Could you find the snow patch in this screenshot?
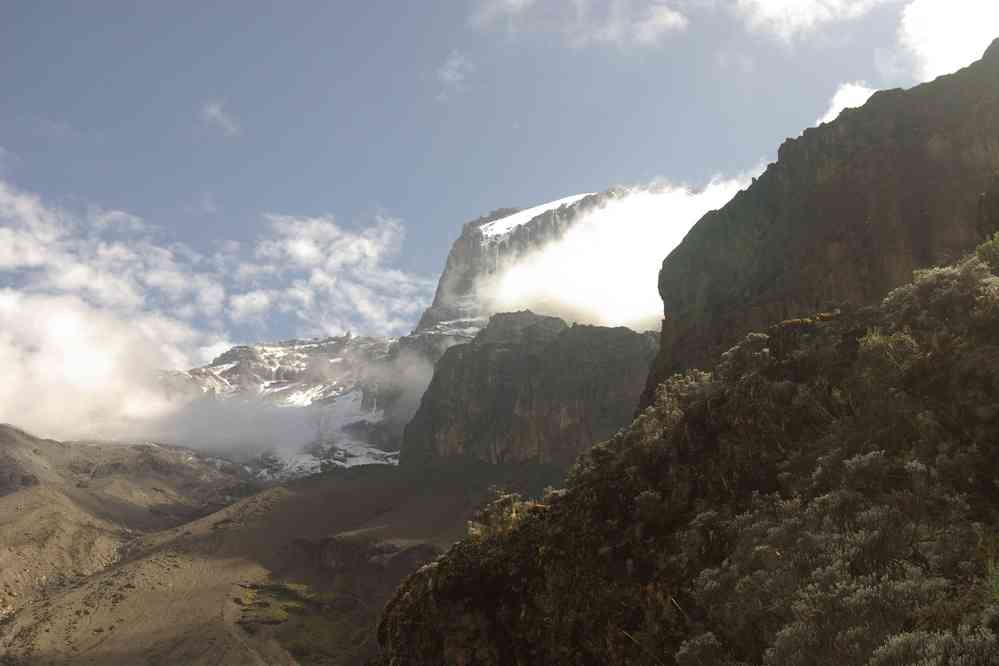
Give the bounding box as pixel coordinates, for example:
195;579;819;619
479;194;593;238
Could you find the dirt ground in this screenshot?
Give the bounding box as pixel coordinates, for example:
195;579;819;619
0;424;559;665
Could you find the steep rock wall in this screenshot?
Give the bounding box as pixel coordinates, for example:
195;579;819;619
401;311;658;469
642;39;999;405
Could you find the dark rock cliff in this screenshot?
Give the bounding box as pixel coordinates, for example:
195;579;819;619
642;38;999;407
374;235;999;665
401;311;658;469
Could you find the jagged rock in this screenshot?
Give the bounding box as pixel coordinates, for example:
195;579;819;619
401;311;658;469
642;39;999;407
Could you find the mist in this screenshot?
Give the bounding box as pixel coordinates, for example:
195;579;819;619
0;290;296;454
144;398;318;459
476;174;755;332
0;288;434;459
0;290;182;441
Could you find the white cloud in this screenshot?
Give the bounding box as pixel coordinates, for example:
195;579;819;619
471;0;689;48
201;100;240;136
436;50;475;100
732;0;896;41
229;289;274;321
235;213;435;335
892;0;999;82
728;0;996;83
817;81;877;124
0;179;227;331
0;290;182;440
0;176;433;340
477;169;758;331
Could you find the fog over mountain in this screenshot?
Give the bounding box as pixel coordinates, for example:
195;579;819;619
2;4;999;666
475;175;755;332
0;172;753;458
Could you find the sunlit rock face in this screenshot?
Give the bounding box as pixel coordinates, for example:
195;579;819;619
643;39;999;407
401;311;658;469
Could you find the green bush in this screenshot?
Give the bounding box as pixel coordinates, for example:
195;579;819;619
976;231;999;273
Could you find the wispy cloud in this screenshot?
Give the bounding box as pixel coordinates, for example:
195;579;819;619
89;208;149;232
436;50;475;100
0;177;434;345
201;100;240;136
817;81;877;124
731;0;897;42
471;0;689;49
239;212;436;334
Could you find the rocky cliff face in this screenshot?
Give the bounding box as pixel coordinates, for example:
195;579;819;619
643;39;999;406
401;311;658;469
375;235;999;666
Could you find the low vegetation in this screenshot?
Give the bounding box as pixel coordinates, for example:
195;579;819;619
376;237;999;665
238;579;378;665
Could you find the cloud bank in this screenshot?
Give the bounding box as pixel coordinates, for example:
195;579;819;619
892;0;999;82
0;178;434;444
477;171;756;332
733;0;896;42
0;291;179;441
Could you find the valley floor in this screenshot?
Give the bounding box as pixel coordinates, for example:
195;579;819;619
0;426;558;666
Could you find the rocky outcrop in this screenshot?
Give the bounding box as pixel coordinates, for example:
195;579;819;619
374;237;999;665
642;38;999;406
401;311;658;469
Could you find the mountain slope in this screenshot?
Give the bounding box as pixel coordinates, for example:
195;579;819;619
0;425;561;666
643;38;999;406
0;425;262;633
374;236;999;665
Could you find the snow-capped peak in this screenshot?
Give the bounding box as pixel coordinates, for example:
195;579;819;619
478;193;594;238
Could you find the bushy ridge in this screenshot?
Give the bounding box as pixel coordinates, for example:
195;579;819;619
374;237;999;665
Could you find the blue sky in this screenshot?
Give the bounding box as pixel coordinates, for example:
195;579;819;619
1;1;997;360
